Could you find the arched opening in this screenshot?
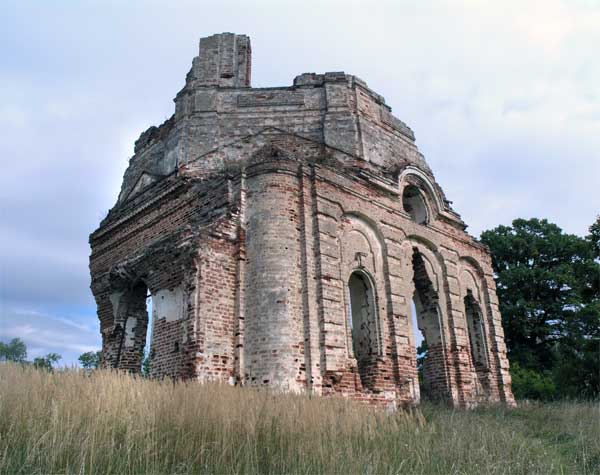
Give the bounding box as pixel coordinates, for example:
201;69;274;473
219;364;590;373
114;281;150;374
347;271;378;389
411;249;448;401
403;185;428;224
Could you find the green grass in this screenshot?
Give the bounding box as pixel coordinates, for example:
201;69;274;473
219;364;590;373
0;363;598;474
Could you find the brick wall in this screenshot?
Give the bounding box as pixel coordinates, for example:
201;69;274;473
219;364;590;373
89;33;514;408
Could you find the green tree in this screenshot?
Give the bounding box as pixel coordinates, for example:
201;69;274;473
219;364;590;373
78;351;101;370
415;340;428;396
0;338;27;363
481;218;600;399
33;353;62;372
509;362;556;400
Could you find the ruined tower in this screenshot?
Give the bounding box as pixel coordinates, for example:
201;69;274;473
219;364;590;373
89;33;514;407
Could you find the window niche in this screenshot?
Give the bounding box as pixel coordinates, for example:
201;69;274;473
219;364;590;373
464;290;488;369
347;270;379;389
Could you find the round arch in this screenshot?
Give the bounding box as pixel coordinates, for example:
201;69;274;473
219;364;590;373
398;167;444;218
402;238;453;401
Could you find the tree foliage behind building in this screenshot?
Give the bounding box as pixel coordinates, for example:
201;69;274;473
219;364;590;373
481;217;600;400
78;351;101;370
0;338;63;372
0;338;27;363
33;353;62;372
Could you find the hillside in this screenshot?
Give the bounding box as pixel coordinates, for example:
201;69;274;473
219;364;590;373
0;364;598;474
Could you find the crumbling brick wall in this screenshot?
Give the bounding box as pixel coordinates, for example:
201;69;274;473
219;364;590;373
89;32;514;408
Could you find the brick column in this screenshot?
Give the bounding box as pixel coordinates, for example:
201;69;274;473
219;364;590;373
243;161;304;391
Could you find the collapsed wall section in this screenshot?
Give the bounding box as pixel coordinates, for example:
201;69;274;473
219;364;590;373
89;175;238;379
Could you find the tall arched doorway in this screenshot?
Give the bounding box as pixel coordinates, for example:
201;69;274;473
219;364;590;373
411;249;449;401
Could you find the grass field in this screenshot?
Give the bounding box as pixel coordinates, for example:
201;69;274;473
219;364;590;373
0;364;598;474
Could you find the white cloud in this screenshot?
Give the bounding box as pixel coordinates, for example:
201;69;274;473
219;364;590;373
0;308;100;365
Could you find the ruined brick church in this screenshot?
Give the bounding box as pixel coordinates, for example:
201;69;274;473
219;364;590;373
90;33;514;407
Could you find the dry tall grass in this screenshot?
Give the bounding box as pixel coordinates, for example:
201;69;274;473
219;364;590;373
0;363;598;474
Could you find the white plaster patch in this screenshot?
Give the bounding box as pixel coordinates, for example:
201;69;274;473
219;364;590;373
153;287;185;322
124;317;137;347
109;291;123;319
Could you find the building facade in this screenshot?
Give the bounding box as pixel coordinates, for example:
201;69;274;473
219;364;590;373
89;33;514;407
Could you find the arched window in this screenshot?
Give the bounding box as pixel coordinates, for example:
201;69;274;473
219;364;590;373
402;185;428;224
347;271;379;387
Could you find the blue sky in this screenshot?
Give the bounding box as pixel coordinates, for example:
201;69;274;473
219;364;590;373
1;0;598;366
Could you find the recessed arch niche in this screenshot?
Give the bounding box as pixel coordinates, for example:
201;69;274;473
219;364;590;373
459;258;492;397
347;269;379;388
338;213;387;390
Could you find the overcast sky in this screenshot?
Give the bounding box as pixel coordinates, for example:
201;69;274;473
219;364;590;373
1;0;598;366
